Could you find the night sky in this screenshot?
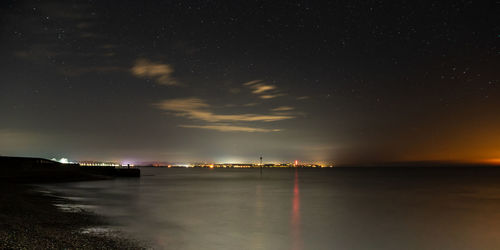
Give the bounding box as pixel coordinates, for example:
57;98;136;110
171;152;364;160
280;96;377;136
1;1;499;165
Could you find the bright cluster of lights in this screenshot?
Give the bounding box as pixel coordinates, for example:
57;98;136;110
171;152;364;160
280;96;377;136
218;165;253;168
80;162;119;167
79;162;135;167
162;164;191;168
51;158;72;164
162;163;334;168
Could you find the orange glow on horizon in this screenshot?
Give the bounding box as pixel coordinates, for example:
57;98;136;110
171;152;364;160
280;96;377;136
481;158;500;165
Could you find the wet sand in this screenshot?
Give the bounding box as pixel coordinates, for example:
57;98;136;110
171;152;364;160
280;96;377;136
0;183;144;249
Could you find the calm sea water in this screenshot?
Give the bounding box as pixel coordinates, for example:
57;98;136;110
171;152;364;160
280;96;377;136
40;167;500;250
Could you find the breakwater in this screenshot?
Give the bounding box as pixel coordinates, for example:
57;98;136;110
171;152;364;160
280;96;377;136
0;156;140;183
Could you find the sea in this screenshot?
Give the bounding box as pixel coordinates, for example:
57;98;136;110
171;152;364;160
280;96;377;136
39;167;500;250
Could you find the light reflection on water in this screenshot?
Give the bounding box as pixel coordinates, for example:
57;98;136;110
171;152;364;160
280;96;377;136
40;168;500;250
291;169;302;250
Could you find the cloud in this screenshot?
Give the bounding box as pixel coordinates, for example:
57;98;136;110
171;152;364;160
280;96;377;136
271;106;294;112
243;102;259;107
179;124;281;133
156;97;294;122
243;80;285;99
156;97;208;111
252;84;276;94
260;94;285;99
243;80;261;86
131;58;179;86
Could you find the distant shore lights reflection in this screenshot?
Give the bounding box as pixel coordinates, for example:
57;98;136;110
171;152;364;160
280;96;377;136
291;169;303;250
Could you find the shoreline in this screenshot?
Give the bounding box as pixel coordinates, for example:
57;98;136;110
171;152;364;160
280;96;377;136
0;182;145;249
0;156;144;248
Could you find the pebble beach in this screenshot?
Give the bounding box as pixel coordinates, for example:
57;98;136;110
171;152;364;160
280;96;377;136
0;183;145;249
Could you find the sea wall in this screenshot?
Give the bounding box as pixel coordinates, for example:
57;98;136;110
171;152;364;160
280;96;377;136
0;156;139;183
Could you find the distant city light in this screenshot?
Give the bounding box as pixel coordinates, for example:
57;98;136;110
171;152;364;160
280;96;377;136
52;157;70;164
78;161;126;167
75;160;333;168
160;162;330;168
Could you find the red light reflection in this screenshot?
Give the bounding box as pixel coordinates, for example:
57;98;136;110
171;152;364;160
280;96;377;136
291;168;303;250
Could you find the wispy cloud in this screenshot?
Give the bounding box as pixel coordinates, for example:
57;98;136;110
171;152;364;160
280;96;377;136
251;84;276;94
260;94;285;99
243;80;261;86
271;106;295;112
131;58;179;86
243;102;259;107
179;124;281;133
156;98;294;122
243;80;285;99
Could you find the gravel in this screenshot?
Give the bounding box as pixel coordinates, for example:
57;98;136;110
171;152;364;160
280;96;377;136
0;183;147;249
